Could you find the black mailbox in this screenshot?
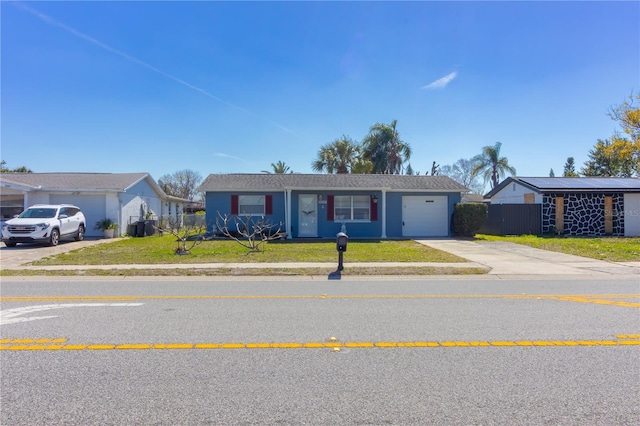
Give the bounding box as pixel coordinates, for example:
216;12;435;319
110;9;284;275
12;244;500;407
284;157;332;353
336;232;348;252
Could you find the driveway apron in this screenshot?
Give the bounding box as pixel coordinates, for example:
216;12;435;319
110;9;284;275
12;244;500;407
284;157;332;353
416;239;640;276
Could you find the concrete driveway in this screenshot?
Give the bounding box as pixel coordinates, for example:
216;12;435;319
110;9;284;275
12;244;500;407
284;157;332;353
417;239;640;276
0;238;119;269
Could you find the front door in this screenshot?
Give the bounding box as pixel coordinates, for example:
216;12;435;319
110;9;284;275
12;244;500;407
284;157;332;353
298;194;318;237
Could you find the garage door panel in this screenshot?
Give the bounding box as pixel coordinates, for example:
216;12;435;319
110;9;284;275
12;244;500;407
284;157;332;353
624;194;640;237
49;195;106;237
402;196;448;237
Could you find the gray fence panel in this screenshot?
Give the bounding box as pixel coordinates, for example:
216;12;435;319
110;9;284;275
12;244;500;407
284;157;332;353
480;204;542;235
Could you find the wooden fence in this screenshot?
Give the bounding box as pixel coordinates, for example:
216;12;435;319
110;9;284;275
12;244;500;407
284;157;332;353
479;204;542;235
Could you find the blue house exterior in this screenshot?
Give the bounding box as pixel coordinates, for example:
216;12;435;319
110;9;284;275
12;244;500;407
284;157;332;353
199;174;468;239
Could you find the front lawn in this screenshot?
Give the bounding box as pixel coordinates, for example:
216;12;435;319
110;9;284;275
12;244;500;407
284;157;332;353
31;236;467;265
475;234;640;262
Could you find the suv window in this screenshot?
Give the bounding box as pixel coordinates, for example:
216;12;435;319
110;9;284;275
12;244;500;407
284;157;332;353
18;208;57;219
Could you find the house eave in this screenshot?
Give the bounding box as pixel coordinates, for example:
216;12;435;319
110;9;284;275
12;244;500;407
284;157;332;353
538;188;640;193
205;187;464;193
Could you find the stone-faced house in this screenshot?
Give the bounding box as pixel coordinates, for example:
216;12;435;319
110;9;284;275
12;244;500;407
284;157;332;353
0;172;188;237
485;177;640;237
199;174;469;239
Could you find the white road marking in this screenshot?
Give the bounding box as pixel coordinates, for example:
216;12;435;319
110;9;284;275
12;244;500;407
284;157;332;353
0;303;144;325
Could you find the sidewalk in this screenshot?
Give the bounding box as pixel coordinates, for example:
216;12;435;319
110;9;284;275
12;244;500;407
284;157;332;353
6;261;486;272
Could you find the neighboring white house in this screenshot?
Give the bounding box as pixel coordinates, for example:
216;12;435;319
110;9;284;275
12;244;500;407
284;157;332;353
0;172;189;237
485;177;640;237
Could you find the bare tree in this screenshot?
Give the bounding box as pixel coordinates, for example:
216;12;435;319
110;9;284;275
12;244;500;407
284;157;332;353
155;215;207;255
440;158;484;194
158;169;203;201
215;213;286;252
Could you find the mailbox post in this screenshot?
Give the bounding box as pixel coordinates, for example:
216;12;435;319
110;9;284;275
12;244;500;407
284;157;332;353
336;232;348;271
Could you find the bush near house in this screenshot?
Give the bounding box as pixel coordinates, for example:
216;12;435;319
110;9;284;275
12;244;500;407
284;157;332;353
453;203;488;237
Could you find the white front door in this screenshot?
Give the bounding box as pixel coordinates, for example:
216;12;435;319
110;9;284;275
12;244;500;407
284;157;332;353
298;194;318;237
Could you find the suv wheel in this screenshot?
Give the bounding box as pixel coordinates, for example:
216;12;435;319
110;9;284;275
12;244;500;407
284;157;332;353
75;225;85;241
4;242;17;247
49;228;60;246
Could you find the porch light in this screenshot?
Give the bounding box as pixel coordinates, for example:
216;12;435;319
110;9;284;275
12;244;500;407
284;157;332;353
372;195;378;203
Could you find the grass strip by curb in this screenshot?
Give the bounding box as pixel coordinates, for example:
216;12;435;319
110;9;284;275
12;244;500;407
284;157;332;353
0;266;490;277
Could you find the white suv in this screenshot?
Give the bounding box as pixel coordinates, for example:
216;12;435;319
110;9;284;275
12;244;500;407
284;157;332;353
1;204;86;247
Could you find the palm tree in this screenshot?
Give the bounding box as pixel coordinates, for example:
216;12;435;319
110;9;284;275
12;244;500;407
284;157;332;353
361;119;412;174
471;142;516;189
311;136;360;174
262;161;292;174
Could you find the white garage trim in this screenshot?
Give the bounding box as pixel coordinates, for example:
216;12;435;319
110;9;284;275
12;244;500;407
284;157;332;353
623;194;640;237
402;195;448;237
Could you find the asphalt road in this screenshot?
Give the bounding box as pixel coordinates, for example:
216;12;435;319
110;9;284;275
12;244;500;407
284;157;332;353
1;277;639;425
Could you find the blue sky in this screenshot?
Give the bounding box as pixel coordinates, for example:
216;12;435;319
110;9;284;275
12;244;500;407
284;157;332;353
2;1;639;186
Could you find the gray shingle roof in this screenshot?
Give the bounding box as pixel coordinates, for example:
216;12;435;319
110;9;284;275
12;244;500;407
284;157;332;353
485;177;640;197
518;177;640;190
199;174;469;192
0;172;149;191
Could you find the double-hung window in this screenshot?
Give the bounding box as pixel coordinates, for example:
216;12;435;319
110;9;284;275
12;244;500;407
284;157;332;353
238;195;265;216
231;195;273;216
334;195;370;221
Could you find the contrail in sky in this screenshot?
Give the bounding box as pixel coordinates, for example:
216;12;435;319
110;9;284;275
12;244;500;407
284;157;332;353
421;71;458;90
213;152;250;163
12;2;297;137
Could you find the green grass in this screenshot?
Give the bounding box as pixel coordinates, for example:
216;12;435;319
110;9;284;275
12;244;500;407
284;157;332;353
31;235;467;266
0;266;489;277
475;234;640;262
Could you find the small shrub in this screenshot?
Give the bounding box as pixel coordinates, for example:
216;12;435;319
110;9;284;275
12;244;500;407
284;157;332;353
453;203;488;237
95;218;117;231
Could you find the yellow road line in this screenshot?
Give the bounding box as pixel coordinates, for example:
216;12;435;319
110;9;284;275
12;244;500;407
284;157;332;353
0;338;67;344
547;296;640;308
2;339;638;351
617;334;640;339
2;294;639;303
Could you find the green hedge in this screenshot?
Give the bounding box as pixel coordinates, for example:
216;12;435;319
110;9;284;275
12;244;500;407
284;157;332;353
453;203;488;237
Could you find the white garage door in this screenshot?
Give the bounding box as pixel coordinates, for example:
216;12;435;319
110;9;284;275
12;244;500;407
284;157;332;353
402;195;449;237
50;195;107;237
624;194;640;237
